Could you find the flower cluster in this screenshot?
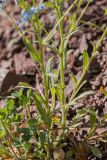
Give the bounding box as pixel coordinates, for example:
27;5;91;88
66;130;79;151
20;3;46;23
0;1;46;27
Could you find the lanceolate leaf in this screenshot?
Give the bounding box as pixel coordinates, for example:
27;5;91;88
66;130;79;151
71;73;77;89
83;50;90;71
89;145;102;158
46;56;55;74
54;84;62;102
70;109;87;126
90;108;96;130
23;38;40;63
68;90;93;106
32;93;46;117
84;109;100;122
85;108;100;138
32;93;50;125
34;92;46;105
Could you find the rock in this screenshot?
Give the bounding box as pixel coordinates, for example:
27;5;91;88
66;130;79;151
13;53;36;75
53;147;65;160
0;71;31;96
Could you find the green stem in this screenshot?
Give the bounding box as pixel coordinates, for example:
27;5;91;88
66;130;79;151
57;6;65;103
2;121;14;140
76;0;91;25
71;27;107;100
33;17;51;159
56;3;66;127
43;0;78;44
26;104;31;119
45;143;51;160
95;27;107;51
75;0;84;18
33;18;49;114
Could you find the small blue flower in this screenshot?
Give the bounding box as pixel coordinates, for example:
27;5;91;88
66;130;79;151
20;3;46;24
21;10;31;22
38;3;46;11
29;7;38;15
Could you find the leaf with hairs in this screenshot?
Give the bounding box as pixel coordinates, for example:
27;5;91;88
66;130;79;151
69;91;93;106
70;109;87;126
83;50;90;71
32;93;50;126
23;38;40;63
71;73;77;89
89;145;102;158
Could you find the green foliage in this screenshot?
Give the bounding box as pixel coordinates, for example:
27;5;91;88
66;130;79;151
0;0;107;159
89;145;102;158
23;38;40;63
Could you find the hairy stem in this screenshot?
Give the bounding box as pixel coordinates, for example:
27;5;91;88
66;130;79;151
56;2;66;127
43;0;78;44
35;19;50;114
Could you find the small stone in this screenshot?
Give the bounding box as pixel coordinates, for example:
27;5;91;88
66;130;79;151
53;147;65;160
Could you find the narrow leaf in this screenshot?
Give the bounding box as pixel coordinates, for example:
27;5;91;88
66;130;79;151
89;145;102;158
23;38;40;63
68;90;93;106
70;109;87;126
71;73;77;88
32;93;50;125
90;108;96;130
83;50;89;70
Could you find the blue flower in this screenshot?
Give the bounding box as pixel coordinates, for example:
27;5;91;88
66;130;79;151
38;3;46;11
21;10;31;22
29;7;38;15
20;3;46;24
